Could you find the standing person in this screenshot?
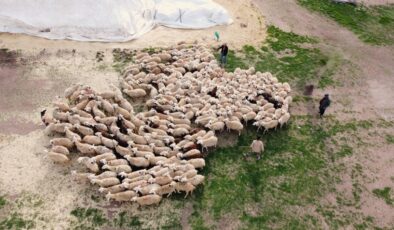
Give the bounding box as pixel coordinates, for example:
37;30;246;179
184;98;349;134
244;136;264;160
319;94;331;117
217;43;228;68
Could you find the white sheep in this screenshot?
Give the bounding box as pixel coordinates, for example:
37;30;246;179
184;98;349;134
135;183;161;195
168;128;189;137
101;159;129;166
175;182;195;198
156;181;177;197
125;155;150;168
50;138;74;149
132;194;162;206
97;133;118;149
189;175;205;186
89;171;117;180
113;104;131;120
127;131;148;145
98;184;125;194
114;144;133;157
91;152;117;163
121;180;148;190
77;157;100;173
148;175;172;185
82;135;102;145
71;170;94;183
123;174;152;184
188;159;205;169
47;151;70;163
106;190;137;202
197;136;218;152
181;149;202;159
278;112;290;128
75;140;96;155
51;145;69;155
65;127;81;142
91;177;120;187
205;120;225;132
102;164;132;173
123;88;147;98
224;119;243;135
119;170;147;179
93;145;113;155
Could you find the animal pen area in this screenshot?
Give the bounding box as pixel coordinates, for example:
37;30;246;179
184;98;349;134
0;0;394;229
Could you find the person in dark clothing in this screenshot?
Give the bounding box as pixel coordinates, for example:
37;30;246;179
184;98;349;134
319;94;331;117
217;43;228;67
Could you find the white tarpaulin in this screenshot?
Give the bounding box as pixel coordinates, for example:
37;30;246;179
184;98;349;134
0;0;232;42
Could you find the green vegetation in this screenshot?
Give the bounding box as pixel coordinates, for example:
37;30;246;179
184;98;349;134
113;212;142;229
372;187;393;205
70;207;108;229
385;134;394;144
0;213;35;230
68;207;181;230
0;196;5;209
112;48;135;72
298;0;394;45
188;116;381;229
219;26;337;89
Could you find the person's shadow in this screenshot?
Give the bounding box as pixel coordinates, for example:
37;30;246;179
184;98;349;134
304;84;320;125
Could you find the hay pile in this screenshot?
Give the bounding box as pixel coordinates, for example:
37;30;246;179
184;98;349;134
42;41;292;206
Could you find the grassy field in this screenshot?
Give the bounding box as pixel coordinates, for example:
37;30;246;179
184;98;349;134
218;26;339;89
0;116;385;229
297;0;394;45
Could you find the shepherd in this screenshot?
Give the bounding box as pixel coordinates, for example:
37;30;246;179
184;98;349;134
319;94;331;117
244;136;264;160
217;43;228;68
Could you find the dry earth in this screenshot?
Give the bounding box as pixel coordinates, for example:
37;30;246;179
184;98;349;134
0;0;393;229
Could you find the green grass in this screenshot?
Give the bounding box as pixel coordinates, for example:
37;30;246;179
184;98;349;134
298;0;394;45
385;134;394;144
372;187;393;205
218;26;337;89
112;48;135;72
0;213;35;230
112;211;142;229
188;116;379;229
70;207;108;229
0;196;5;209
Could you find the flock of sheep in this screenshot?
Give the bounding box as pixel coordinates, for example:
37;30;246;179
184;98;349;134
42;42;292;206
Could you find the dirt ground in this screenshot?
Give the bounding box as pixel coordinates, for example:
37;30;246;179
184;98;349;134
361;0;394;5
0;0;393;229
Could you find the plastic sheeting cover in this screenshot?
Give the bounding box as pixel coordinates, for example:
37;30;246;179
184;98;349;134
0;0;232;42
